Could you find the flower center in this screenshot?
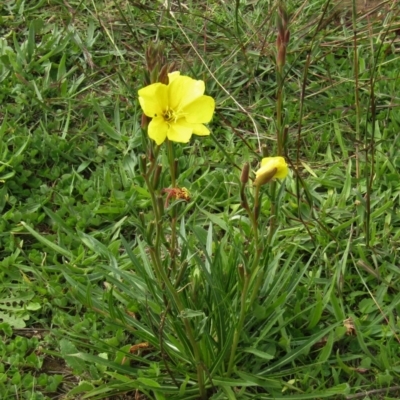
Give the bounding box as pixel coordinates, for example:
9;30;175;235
163;108;178;123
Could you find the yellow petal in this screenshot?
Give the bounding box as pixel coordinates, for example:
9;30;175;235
138;83;168;118
260;157;288;178
275;164;289;179
168;71;181;84
261;156;284;167
148;117;169;145
255;157;288;186
183;95;215;124
167;121;193;143
168;75;205;111
191;123;210;136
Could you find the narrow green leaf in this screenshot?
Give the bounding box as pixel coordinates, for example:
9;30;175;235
198;207;228;231
44;206;77;237
57;53;67;81
205;222;213;273
317;331;334;363
20;221;73;259
338;159;352;208
370;200;393;219
137;377;160;388
307;289;323;329
27;21;36;62
243;347;275;360
221;385;237;400
67;382;95;396
262;322;340;374
333;120;348;158
329;290;345;321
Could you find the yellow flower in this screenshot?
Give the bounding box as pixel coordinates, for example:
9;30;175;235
254;157;288;186
138;71;215;145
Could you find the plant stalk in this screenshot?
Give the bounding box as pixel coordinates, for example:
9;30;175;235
145;149;206;399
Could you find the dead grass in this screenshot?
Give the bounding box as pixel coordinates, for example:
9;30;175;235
333;0;395;17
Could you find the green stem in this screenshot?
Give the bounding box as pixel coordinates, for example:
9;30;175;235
352;0;360;180
227;242;263;375
248;249;269;307
249;185;272;306
270;64;284;243
167;139;178;275
227;269;250;375
147;145;161;178
228;61;285;375
167;139;176;187
227;186;262;376
149;244;206;398
144;175;160;223
145;144;206;399
268;181;277;244
276;66;284;156
252;185;260;239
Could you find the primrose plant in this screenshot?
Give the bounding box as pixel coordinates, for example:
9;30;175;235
128;42;290;399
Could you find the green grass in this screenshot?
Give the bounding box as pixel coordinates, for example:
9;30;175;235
1;0;400;399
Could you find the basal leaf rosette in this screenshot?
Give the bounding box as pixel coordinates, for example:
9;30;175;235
138;71;215;145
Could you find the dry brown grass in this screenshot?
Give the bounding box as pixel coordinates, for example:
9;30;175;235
333;0;395;17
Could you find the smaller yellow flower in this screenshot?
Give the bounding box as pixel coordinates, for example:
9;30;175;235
254;157;288;186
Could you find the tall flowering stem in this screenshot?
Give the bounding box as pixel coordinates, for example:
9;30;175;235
276;4;289;69
228;158;289;376
138;51;215;398
228;174;260;376
276;3;290;153
166;139;178;274
271;3;290;240
228;187;263;376
141;124;207;400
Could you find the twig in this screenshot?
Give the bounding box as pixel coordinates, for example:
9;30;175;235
346;386;400;399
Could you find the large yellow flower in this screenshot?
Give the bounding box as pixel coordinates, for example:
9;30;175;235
138;72;215;145
254;157;288;186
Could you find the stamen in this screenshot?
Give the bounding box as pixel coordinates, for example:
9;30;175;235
163;108;176;123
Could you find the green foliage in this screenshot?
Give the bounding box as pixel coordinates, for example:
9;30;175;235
1;0;400;399
0;329;63;399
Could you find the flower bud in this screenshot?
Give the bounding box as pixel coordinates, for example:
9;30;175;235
254;157;288;187
254;167;278;186
240;162;250;185
139;154;147;175
262;145;269;158
146;220;155;242
158;64;169;85
277;47;286;69
276;35;282;51
141;113;149;129
152;164;162;190
283;125;289;145
238;263;245;282
139;212;145;227
145;41;166;79
157;195;164;218
284;30;290;46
